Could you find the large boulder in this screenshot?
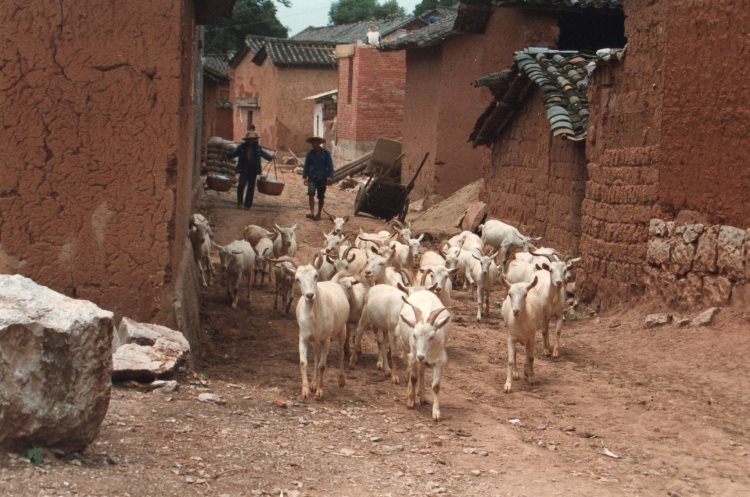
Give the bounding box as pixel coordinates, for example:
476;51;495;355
0;275;113;452
112;317;190;382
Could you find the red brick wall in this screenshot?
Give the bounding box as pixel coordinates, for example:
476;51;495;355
0;0;201;328
401;7;558;199
658;2;750;227
337;44;406;159
577;0;665;304
485;88;587;256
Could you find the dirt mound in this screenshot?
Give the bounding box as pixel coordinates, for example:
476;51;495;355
408;180;483;239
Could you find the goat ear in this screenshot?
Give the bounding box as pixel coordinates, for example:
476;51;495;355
282;265;296;277
417;233;424;242
427;282;439;293
566;257;581;266
291;224;299;231
526;275;538;291
343;216;349;223
542;263;550;271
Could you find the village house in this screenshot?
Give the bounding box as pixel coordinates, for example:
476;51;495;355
381;0;624;200
293;17;431;161
0;0;236;345
470;0;750;309
202;54;233;154
228;36;338;153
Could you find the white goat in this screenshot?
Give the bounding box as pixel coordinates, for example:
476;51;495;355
391;219;413;242
253;237;274;286
215;240;256;309
528;255;581;358
335;275;367;359
500;276;543;393
285;264;350;399
243;224;274;246
356;229;396;250
273;223;299;257
322;231;346;255
467;251;500;321
312;250;336;281
330;246;367;279
350;283;405;383
419;250;446;269
362;247;408;287
480;219;540;267
418;266;456;305
396;291;451;421
323;209;349;236
189;221;214;287
270;258;296;315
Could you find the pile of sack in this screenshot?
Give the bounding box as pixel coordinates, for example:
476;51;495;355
205;137;237;176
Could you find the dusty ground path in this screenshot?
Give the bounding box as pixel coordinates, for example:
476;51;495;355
3;169;750;497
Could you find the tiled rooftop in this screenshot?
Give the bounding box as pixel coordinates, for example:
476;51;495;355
291;16;419;44
380;11;458;50
203;54;230;81
250;38;337;69
475;0;621;10
470;47;624;145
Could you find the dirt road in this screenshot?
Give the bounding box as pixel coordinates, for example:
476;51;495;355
3;169;750;497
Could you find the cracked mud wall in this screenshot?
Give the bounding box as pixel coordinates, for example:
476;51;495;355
0;0;201;333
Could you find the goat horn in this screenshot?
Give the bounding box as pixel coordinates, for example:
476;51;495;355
427;307;450;326
400;296;423;323
420;268;433;287
390;219;405;229
529;251;554;261
358;236;383;244
398;268;412;286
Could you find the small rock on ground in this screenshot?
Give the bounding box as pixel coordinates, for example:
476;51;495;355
645;313;672;328
692;307;720;327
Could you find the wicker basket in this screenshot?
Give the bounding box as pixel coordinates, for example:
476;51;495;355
256;159;285;196
206;173;234;192
257;176;285;195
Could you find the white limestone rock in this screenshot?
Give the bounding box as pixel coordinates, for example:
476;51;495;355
112;317;190;382
0;275;113;452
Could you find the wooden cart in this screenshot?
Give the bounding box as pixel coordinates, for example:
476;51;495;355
353;153;429;222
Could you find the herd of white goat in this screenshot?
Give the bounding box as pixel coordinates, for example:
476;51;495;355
189;212;579;421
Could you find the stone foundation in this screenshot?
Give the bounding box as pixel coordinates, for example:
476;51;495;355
645;219;748;310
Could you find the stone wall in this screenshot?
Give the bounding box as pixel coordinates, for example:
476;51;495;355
0;0;202;331
484;87;586;256
646;219;748;310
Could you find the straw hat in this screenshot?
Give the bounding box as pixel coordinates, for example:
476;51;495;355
306;136;326;144
245;130;260;140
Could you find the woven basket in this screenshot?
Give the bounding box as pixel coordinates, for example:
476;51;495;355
256;159;285;196
206;173;234;192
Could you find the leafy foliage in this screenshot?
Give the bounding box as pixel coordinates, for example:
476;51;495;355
328;0;406;25
412;0;458;16
24;447;44;465
205;0;290;55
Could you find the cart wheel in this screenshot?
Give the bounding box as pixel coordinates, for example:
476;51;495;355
398;199;409;223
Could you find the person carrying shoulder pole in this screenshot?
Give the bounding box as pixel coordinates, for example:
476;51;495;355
302;136;334;220
225;129;274;209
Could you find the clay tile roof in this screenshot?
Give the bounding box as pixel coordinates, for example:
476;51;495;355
203;54;230;81
292;16;420;44
250;38;337;69
380;11;459;50
469;47;624;145
475;0;621;11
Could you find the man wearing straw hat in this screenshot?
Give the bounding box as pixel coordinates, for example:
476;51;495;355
302;135;334;220
225;129;274;209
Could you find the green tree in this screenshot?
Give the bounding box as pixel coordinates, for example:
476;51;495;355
328;0;406;25
205;0;290;55
412;0;457;16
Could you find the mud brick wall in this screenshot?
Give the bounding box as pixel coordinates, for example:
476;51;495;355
646;219;749;310
401;7;558;200
336;44;406;161
658;1;750;228
484;87;586;256
576;0;665;304
0;0;204;335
